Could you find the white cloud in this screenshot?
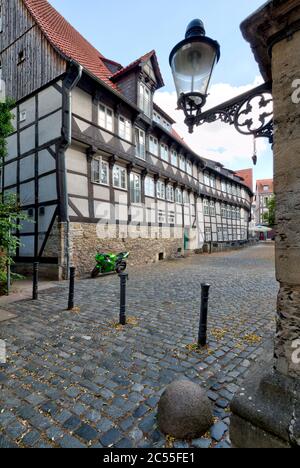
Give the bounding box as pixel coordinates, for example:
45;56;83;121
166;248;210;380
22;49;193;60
154;76;270;168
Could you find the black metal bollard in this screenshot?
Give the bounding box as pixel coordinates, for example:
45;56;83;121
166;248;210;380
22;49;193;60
198;283;211;347
32;262;39;300
119;272;128;325
68;267;76;310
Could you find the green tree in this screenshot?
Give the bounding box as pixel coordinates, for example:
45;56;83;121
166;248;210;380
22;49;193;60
0;99;28;292
263;195;275;228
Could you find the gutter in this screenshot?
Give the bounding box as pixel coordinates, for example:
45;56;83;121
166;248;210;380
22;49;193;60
59;61;83;279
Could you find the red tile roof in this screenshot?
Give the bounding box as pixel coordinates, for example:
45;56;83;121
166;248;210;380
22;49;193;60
235;169;254;192
256;179;274;194
111;50;164;88
23;0;120;90
23;1;164;94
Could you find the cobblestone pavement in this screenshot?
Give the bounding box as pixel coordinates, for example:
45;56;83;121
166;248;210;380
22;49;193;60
0;244;276;448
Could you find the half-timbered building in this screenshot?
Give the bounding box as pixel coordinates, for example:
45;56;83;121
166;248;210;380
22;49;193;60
0;0;253;278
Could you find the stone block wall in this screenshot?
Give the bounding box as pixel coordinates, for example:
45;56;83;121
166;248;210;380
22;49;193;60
69;222;184;277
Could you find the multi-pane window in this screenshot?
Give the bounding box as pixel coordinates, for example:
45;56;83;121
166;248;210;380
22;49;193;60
153;111;161;125
232;185;237;196
145;176;155;197
186;161;192;176
183;191;189;204
210;201;216;216
179;156;186;172
227;205;232;219
149;136;158;156
119;116;132;141
205;227;212;242
221;180;227;192
135;128;146;160
204;173;210;186
158;210;165;223
223;229;229;241
171;150;178;167
221;204;227;218
138;82;151;117
227;183;232;195
160;143;169;162
168;211;175;225
157;180;166;200
175;188;183;204
99;104;113;132
237;186;241;197
166;185;174;202
210;176;216;188
113;165;127;190
263;185;269;192
92;158;109;185
217;226;223;242
130;173;141;203
203;199;210;215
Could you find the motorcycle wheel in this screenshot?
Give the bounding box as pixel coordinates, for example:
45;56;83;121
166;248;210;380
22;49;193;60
116;261;127;274
91;266;101;278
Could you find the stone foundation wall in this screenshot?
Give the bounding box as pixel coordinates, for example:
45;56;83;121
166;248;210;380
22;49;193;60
69;222;185;277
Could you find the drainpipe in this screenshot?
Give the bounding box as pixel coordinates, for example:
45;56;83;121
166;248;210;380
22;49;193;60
60;61;83;279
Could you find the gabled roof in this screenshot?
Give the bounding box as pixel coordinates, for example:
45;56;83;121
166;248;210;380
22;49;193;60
110;50;164;88
235;169;253;192
23;0;119;90
256;178;273;193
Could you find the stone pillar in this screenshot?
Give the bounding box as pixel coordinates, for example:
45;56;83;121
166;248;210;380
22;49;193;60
230;0;300;448
273;30;300;378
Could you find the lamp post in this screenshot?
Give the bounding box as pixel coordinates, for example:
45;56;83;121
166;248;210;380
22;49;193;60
169;20;274;151
169;19;220;134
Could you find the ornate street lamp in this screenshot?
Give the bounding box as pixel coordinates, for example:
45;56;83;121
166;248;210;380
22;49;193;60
170;19;273;152
169;19;220;133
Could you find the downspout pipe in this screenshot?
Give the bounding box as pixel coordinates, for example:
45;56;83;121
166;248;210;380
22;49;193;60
60;61;83;279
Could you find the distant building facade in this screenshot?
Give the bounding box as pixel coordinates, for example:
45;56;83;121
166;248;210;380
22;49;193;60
0;0;253;278
255;179;274;225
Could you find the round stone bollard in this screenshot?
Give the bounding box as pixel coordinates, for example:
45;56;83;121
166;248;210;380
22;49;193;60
157;380;213;440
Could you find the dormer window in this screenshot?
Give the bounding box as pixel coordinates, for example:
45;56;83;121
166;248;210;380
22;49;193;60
138;82;151;118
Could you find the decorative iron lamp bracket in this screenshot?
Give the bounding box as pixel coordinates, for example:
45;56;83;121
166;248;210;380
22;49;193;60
184;81;273;144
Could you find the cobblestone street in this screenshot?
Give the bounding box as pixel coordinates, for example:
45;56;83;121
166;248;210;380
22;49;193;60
0;244;277;448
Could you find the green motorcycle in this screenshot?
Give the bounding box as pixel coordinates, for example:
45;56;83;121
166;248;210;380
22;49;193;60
91;251;129;278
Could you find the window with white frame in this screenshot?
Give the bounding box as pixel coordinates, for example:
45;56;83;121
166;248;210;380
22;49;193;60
130;173;141;203
210;176;216;188
205;227;212;242
221;204;226;218
168;210;175;225
183;190;189;204
113;165;127;190
226;205;231;219
171;150;178;167
217;226;223;242
166;185;174;202
158;209;165;223
231;206;236;220
135;128;146;160
175;188;183;204
227;183;232;195
145;176;155;197
223;229;228;241
119;115;132;141
204;173;210;186
149;136;158;156
138;82;151;117
179;156;186;171
92;157;109;185
221;180;227;192
203;199;210;215
263;185;269;192
237;186;241;197
99;104;114;132
160;143;169;162
232;185;237;196
210;200;216;216
157;180;165;200
186;160;192;176
153;111;161;124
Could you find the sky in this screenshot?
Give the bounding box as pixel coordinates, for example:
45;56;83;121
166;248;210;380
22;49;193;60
50;0;274;188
